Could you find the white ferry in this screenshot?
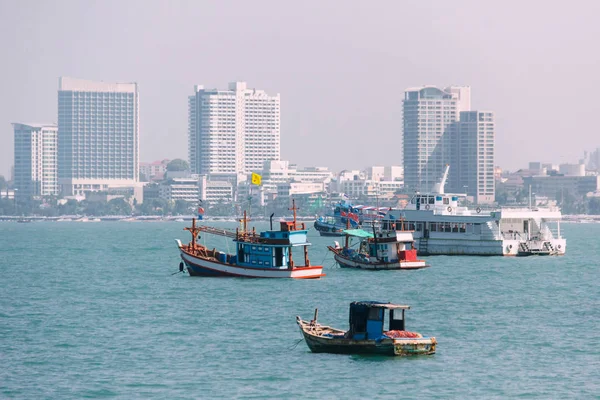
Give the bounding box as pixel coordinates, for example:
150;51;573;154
383;167;566;256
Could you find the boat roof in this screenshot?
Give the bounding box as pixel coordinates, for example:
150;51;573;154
342;229;374;238
351;301;410;310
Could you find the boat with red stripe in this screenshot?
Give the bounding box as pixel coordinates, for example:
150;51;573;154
176;200;325;279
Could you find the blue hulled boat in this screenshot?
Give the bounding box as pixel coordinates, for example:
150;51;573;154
176;201;325;279
314;200;389;237
296;301;436;356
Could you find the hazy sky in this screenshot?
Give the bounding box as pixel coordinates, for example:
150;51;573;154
1;0;599;177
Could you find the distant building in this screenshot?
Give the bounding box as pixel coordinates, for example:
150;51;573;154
262;160;332;184
188;82;280;182
198;175;234;205
403;85;495;204
454;111;495;204
384;166;403;181
403;86;469;192
58;77;140;199
140;159;170;181
13;123;59;200
558;163;585;177
159;177;199;203
523;175;600;198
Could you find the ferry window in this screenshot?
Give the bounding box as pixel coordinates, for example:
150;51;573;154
416;223;422;231
430;224;437;232
252;246;256;250
444;223;452;232
258;260;263;265
429;197;435;204
459;224;466;233
252;260;256;264
265;261;270;266
452;224;459;233
443;198;449;205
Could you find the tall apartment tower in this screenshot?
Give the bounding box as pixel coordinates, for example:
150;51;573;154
455;111;495;204
188;81;280;181
403;85;494;203
58;77;139;196
13;123;59;200
403;86;469;192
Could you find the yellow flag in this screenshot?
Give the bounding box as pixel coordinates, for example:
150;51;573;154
251;172;262;186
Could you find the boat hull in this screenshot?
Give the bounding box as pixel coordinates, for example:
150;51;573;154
332;252;429;270
313;220;344;237
414;237;566;256
179;248;324;279
297;319;436;356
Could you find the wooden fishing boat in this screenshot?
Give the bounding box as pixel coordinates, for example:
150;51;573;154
297;301;436;356
327;227;430;270
176;201;325;279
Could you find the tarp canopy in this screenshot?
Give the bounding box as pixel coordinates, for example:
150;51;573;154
342;229;374;238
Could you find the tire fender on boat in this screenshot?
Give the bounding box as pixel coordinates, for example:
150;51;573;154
179;261;184;272
447;206;452;212
424;204;430;210
476;207;481;213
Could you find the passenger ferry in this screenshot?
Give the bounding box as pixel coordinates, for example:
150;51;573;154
383;166;566;256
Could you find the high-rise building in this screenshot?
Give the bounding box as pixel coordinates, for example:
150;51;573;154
188;81;280;181
403;86;465;192
58;77;139;196
13;123;59;200
455;111;495;204
403;86;495;204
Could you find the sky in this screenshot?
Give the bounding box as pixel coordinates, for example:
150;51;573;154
1;0;599;178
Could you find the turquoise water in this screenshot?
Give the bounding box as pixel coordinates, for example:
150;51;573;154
1;221;598;399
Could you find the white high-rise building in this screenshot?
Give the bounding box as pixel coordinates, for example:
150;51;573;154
188;82;280;181
403;86;495;203
13;123;59;200
455;111;495;204
403;86;463;192
58;77;139;196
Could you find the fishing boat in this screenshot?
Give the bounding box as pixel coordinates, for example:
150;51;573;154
382;165;566;256
327;225;429;270
296;301;436;356
314;200;389;237
176;201;325;279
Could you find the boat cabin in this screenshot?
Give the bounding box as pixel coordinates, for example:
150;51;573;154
234;220;312;269
348;301;410;340
343;229;417;263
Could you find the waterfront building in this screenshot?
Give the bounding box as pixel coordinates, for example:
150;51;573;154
140;159;170;181
403;85;495;204
262;160;332;184
188;81;280;181
159;177;200;203
58;77;140;199
523;175;600;198
13;123;59;200
454;111;495;204
198;175;234;205
403;86;465;192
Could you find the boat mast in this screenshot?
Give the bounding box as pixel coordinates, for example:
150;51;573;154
184;218;202;249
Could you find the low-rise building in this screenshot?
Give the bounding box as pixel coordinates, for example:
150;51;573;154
159;177;199;203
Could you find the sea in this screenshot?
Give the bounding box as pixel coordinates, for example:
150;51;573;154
0;221;598;399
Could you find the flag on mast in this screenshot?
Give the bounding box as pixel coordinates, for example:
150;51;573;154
251;172;262;186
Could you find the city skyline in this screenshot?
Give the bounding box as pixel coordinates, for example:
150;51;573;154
1;1;599;178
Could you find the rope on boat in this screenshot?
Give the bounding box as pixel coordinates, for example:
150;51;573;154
288;338;304;350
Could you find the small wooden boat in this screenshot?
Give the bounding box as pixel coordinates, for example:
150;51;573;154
297;301;436;356
327;227;430;270
176;200;325;279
